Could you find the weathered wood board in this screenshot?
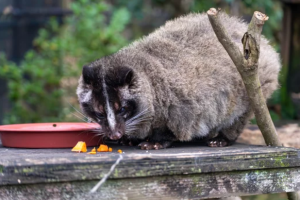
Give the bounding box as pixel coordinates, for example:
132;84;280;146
1;142;300;199
1;168;300;200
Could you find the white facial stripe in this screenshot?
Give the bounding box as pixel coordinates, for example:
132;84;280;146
82;90;92;102
102;79;116;131
107;102;116;130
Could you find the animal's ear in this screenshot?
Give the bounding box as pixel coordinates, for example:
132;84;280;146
82;65;95;85
109;66;134;87
118;66;134;85
105;66;134;87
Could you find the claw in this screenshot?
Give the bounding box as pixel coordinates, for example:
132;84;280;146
138;142;154;150
153;143;163;150
207;137;228;147
138;142;165;150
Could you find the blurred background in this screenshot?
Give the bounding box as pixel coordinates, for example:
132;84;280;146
0;0;299;199
0;0;299;125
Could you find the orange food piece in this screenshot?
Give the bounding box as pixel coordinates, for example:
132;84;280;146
71;141;87;153
97;144;109;152
109;147;112;152
88;147;97;154
118;149;122;154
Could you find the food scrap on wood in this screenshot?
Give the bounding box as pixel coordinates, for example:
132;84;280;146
72;142;118;154
88;147;97;154
71;141;87;153
97;144;109;152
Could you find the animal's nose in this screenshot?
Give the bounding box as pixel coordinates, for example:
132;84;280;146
109;131;122;140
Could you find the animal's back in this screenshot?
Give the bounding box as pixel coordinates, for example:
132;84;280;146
77;12;281;149
121;12;281;142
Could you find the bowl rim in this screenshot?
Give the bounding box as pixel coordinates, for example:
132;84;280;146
0;122;100;132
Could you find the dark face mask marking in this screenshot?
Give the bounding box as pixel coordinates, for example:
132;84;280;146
80;65;138;140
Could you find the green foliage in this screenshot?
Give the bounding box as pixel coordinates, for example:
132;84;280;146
0;39;63;124
191;0;282;49
62;1;130;67
268;66;297;120
0;0;294;124
191;0;217;12
242;0;283;49
0;0;131;124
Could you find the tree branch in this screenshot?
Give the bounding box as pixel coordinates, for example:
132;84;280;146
207;8;299;200
207;8;243;70
207;8;298;200
207;8;280;147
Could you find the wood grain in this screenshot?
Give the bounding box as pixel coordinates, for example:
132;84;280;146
1;142;300;199
1;167;300;200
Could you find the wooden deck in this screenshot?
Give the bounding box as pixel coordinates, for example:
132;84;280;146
1;141;300;199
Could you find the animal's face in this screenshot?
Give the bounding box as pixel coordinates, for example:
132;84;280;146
77;63;141;140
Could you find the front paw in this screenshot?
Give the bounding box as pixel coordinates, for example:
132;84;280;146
207;138;228;147
138;142;158;150
138;141;172;150
119;136;140;146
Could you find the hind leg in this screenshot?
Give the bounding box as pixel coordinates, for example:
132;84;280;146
207;110;253;147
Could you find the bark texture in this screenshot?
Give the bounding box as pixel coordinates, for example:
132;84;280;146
207;8;280;147
207;8;298;200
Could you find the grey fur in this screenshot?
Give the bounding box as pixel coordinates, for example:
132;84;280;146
77;12;281;144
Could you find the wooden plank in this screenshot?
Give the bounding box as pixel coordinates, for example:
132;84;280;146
1;167;300;200
1;143;300;185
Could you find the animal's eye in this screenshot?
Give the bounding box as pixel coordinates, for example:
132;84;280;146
119;107;127;115
95;112;105;119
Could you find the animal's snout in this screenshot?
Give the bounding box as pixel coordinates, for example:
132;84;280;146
109;131;122;140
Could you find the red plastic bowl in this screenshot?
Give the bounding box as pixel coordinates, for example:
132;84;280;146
0;123;103;148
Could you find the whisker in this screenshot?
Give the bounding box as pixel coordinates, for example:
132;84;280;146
126;110;147;123
88;129;103;132
125;108;150;125
88;133;103;144
126;116;152;126
97;135;104;145
130;107;149;118
76;130;90;137
71;112;90;123
84;125;102;129
102;136;108;144
68;103;87;118
127;116;152;124
68;102;97;123
125;107;152;135
127;110;150;122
